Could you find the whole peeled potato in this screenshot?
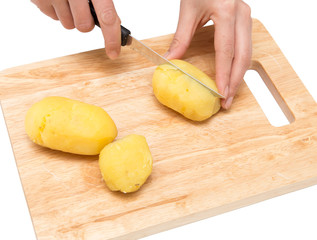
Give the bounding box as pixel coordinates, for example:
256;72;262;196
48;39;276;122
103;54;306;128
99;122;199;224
152;59;221;121
99;134;153;193
25;96;117;155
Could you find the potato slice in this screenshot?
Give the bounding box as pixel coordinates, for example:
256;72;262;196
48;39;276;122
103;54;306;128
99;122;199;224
25;96;117;155
99;134;153;193
152;59;221;121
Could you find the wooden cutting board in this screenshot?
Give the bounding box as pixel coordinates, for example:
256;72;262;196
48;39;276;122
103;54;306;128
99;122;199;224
0;19;316;240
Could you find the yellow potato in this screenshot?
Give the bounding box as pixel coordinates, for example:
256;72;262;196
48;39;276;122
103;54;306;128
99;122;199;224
152;59;221;121
99;134;153;193
25;96;117;155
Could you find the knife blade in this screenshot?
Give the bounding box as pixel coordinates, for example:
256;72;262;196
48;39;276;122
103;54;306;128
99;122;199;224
89;1;224;99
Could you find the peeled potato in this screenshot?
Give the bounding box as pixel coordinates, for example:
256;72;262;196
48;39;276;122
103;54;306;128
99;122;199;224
99;134;153;193
152;59;221;121
25;96;117;155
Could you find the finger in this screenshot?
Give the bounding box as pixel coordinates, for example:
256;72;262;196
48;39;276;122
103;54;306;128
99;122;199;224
92;0;121;59
164;1;198;60
225;2;252;109
211;3;236;108
69;0;94;32
52;0;75;29
31;0;58;20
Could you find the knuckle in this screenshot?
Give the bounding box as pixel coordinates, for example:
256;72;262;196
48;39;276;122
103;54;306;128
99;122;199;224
230;82;241;95
219;42;234;59
61;18;75;29
216;71;231;82
243;58;251;70
100;8;117;25
239;50;252;69
31;0;45;10
230;78;243;93
233;77;243;90
171;36;190;52
105;41;120;51
31;0;58;20
217;0;236;18
64;23;75;30
76;22;94;32
171;37;181;48
51;15;59;21
244;55;252;68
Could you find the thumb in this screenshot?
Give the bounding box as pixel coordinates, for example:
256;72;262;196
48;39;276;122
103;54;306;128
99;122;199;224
165;5;197;60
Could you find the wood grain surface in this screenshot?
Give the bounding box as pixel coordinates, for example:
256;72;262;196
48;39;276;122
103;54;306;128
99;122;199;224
0;19;316;240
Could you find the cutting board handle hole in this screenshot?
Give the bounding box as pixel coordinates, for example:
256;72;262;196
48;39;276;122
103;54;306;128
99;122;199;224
244;65;295;127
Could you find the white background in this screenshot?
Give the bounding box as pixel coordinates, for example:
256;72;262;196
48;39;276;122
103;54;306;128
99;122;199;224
1;0;317;239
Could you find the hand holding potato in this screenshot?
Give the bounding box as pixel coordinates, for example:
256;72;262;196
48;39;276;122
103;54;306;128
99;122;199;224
32;0;252;109
165;0;252;109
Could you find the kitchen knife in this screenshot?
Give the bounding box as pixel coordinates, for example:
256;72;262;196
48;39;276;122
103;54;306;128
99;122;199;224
89;1;224;99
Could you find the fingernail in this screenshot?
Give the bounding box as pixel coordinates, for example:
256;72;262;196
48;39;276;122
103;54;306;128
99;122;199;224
107;50;119;60
225;96;233;109
163;51;170;59
224;85;229;98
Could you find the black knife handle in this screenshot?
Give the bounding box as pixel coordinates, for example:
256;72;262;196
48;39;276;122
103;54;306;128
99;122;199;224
88;0;131;46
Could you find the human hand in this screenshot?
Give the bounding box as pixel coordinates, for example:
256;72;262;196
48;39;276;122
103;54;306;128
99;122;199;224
164;0;252;109
31;0;121;59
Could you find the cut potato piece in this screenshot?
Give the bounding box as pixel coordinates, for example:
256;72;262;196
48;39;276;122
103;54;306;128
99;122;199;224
25;96;117;155
152;59;221;121
99;134;153;193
